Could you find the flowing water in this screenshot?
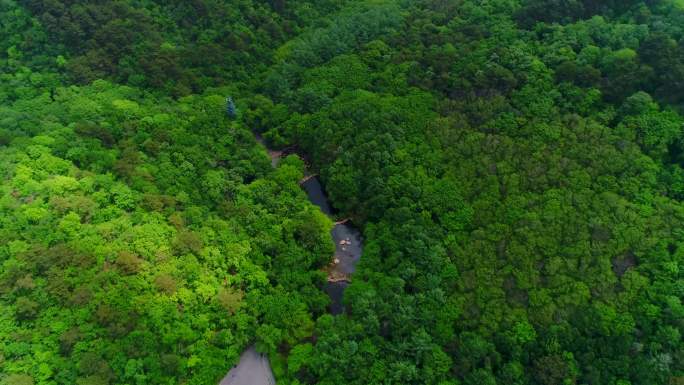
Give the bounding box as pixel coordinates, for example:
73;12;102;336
300;177;363;314
221;134;363;384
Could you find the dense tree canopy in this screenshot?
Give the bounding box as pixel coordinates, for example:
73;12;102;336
1;0;683;385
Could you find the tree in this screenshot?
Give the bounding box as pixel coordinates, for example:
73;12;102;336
14;297;39;320
533;355;575;385
216;287;243;314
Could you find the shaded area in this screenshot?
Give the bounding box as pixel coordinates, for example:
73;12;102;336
219;346;275;385
325;281;348;315
301;177;334;216
254;133;283;167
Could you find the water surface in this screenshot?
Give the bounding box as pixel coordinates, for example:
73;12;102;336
301;176;363;313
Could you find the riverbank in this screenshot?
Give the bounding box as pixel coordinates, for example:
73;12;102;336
220;132;364;383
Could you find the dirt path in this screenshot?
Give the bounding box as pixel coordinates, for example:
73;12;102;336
219;346;275;385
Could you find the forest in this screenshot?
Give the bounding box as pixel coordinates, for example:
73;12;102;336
1;0;683;384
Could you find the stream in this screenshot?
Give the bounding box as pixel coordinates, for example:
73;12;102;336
300;177;363;314
219;134;363;384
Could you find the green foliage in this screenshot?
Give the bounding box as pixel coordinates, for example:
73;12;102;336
248;1;684;384
0;80;332;384
2;0;684;385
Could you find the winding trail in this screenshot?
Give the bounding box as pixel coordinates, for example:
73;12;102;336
220;132;364;384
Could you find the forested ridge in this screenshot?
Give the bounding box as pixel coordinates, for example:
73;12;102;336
1;1;683;385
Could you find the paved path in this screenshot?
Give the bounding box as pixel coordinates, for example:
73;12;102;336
219;346;275;385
